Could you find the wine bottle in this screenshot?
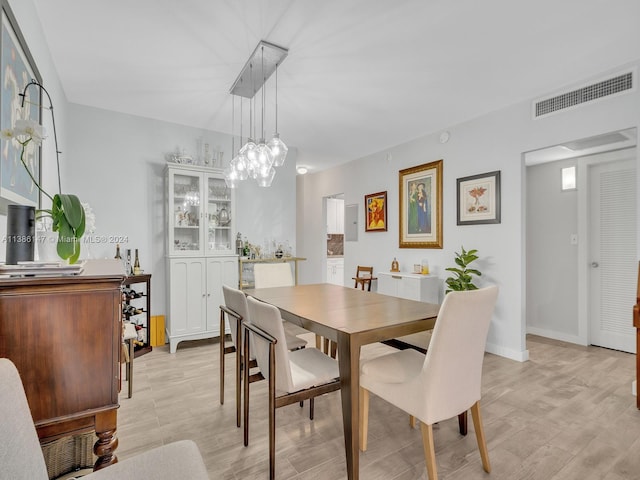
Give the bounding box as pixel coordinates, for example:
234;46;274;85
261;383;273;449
114;243;122;259
133;249;141;275
125;249;132;276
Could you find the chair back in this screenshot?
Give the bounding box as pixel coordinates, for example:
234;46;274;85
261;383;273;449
420;286;498;424
246;296;295;393
254;263;294;288
355;266;373;278
0;358;49;480
222;284;249;345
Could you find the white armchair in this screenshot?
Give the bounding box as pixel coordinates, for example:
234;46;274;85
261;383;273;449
0;358;209;480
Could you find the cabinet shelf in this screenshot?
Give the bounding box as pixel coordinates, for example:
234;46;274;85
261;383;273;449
122;274;152;358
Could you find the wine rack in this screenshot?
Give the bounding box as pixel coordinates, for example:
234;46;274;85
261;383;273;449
122;273;152;357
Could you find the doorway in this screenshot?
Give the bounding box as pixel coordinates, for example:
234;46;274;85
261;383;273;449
525;128;637;353
324;194;344;285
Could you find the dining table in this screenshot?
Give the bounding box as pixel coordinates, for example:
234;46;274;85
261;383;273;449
244;283;440;480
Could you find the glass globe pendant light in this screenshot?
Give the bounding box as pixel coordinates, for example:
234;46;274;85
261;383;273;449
267;61;288;167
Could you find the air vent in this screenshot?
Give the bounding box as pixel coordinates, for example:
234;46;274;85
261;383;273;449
534;70;634;118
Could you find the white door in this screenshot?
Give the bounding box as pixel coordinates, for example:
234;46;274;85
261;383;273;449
588;157;637;352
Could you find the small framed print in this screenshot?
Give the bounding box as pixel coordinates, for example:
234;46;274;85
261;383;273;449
364;191;387;232
399;160;443;248
456;170;501;225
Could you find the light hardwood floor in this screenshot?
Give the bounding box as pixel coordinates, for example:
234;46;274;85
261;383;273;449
115;334;639;479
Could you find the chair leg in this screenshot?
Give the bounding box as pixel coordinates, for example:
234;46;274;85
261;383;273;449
235;318;242;428
470;401;491;473
420;422;437;480
458;411;467;435
323;337;329;354
220;310;225;405
127;338;134;399
243;333;250;447
268;344;276;480
409;415;416;428
359;387;369;451
309;397;314;420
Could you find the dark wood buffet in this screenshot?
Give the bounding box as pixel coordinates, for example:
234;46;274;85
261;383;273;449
0;259;125;470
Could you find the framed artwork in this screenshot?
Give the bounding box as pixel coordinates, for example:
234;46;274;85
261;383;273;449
364;191;387;232
456;170;501;225
0;0;41;209
399;159;443;248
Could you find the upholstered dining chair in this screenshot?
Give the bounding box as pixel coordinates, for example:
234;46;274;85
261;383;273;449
253;262;294;288
243;296;341;480
359;285;498;480
220;285;307;427
0;358;209;480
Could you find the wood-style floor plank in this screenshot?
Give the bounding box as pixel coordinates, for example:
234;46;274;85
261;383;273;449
113;334;639;479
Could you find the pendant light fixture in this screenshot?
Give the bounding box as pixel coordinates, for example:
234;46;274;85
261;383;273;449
267;61;288;167
224;40;288;188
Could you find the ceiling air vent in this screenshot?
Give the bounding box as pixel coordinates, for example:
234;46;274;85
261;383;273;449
534;70;634;118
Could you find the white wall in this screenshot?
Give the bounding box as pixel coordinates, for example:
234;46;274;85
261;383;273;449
0;0;70;255
297;61;640;362
526;159;579;340
65;103;296;315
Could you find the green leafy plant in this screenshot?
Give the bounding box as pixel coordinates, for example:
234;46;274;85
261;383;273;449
2;118;85;264
445;246;481;293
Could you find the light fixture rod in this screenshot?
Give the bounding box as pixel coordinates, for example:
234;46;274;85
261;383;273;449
229;40;288;99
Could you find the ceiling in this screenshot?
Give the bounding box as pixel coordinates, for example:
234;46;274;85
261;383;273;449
33;0;640;173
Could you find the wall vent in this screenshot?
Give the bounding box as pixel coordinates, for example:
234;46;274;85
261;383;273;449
534;70;634;118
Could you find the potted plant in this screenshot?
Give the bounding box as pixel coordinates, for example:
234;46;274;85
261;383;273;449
445;246;481;293
1;81;85;264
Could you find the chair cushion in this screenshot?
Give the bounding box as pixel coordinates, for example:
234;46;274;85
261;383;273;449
360;348;425;384
287;348;339;392
285;332;307;350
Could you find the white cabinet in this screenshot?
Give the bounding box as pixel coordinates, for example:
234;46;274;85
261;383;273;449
327;257;344;286
377;272;440;303
167;255;238;353
327;198;344;234
166;164;235;256
165;164;238;353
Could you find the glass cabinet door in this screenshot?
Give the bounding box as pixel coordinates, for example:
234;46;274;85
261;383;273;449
170;171;202;254
206;176;233;254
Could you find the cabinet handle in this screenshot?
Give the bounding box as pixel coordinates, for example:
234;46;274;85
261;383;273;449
392;275;402;279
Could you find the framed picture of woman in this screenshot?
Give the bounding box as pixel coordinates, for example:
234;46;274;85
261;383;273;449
399;160;443;248
364;191;387;232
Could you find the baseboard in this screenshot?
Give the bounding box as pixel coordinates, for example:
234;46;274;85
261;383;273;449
485;342;529;362
526;326;586;346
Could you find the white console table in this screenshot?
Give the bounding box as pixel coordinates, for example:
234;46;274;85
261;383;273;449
377;271;440;304
377;271;441;353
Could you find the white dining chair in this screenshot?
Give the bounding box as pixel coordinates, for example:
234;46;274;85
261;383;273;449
243;296;341;480
0;358;209;480
359;285;498;480
253;262;294;288
220;285;307;427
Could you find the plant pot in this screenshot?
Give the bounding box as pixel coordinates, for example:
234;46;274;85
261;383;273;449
36;230;59;262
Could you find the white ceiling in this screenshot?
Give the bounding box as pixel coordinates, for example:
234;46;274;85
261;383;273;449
33;0;640;172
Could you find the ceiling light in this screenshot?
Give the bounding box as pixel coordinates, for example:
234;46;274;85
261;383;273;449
224;41;288;188
296;166;308;175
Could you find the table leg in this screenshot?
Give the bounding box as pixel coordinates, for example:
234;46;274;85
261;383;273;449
337;332;360;480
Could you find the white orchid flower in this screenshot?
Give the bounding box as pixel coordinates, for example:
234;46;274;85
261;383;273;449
13;119;46;145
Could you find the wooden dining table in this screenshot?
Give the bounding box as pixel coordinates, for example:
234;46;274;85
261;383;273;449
244;283;440;480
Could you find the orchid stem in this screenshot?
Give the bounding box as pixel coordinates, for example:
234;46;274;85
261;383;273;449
19;139;53;202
